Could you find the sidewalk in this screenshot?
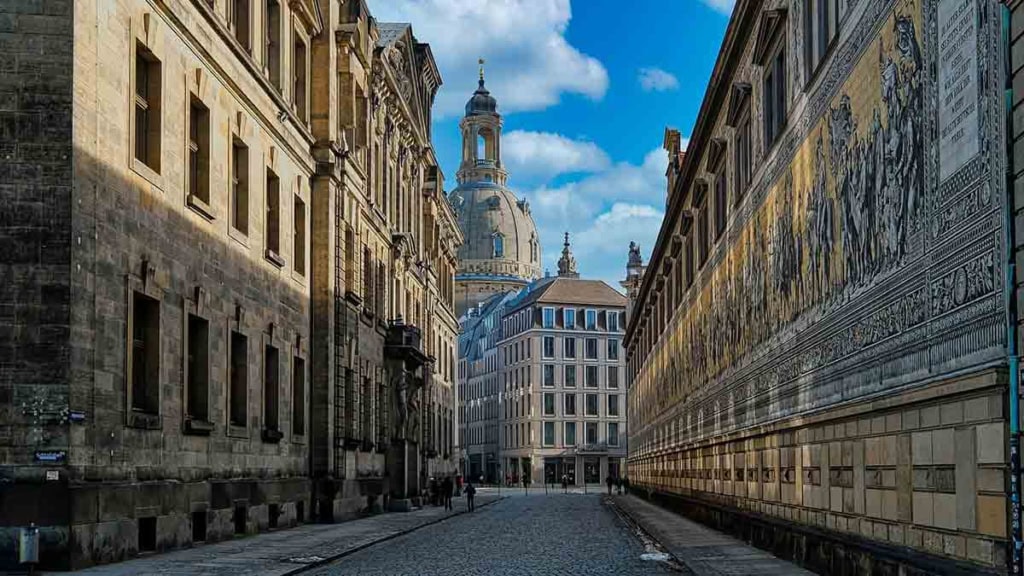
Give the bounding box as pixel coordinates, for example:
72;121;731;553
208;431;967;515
63;494;501;576
607;495;812;576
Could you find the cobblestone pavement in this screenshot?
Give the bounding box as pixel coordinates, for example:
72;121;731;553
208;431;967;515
307;491;678;576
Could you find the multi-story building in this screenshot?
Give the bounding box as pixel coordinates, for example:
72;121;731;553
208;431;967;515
457;292;512;483
499;237;627;486
626;0;1014;573
0;0;459;569
450;70;542;318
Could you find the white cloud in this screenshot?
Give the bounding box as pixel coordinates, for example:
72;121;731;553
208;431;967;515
371;0;609;117
700;0;735;15
638;67;680;92
502;130;610;179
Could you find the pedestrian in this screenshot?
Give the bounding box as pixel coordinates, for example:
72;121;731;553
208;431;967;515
455;474;463;496
429;477;438;506
465;481;477;511
606;474;613;495
442;476;454;511
623;475;630;494
615;475;622;495
561;473;568;493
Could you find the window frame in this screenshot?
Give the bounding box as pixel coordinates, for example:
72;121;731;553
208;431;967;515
543;421;556;447
542;307;555;329
542;364;555;387
585;365;599;389
543;393;556;417
564;393;577;416
564;337;576;359
542;336;555;359
564;364;577;388
564;421;577;446
585;393;599;417
585;337;598;360
608;422;620;447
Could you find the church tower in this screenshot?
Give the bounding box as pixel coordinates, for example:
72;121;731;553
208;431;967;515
449;63;542;317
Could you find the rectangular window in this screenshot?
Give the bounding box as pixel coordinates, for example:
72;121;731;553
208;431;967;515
585;393;599;416
263;345;279;432
585;365;598;388
542;307;555;328
586;421;598;444
764;45;788;147
130;293;160;414
230;331;248;427
231;140;250;235
608;423;620;447
543;364;555;387
735;110;752;201
608;394;620;417
685;234;695;287
188;98;210;205
543;421;555;446
715;165;727;239
564;393;577;416
293;35;308;122
564;365;577;388
805;0;840;77
564;308;576;329
585;338;598;360
292;356;305;435
266;169;281;257
607;366;619;389
134;44;161;172
543;393;555;416
565;422;577;446
266;0;281;89
186;314;210;421
698;199;709;267
607;338;619;361
294;194;306;276
564;337;576;359
608;312;618;332
542;336;555;359
585;309;597;330
230;0;251;51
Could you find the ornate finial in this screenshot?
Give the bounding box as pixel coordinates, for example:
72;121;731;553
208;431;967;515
564;232;570;247
478;58;485;83
558;232;579;278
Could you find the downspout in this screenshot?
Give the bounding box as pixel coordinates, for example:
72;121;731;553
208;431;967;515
1002;3;1023;572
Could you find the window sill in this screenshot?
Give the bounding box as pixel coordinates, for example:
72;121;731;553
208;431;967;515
228;226;250;248
127;411;161;430
131;158;164;192
227;424;249;438
187;194;216;221
261;428;284;443
265;249;286;268
184;418;215;436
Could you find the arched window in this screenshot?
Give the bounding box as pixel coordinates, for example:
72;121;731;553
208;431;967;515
492;233;504;258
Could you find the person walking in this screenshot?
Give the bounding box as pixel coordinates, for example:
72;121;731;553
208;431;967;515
465;481;477;511
605;474;614;495
442;476;454;511
561;473;568;493
615;475;623;495
623;475;630;494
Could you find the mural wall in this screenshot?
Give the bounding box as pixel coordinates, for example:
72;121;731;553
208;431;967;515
647;0;1003;446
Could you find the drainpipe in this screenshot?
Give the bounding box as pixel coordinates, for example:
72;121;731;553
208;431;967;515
1002;3;1023;573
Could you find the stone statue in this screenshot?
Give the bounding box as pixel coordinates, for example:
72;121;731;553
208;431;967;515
393;370;409;439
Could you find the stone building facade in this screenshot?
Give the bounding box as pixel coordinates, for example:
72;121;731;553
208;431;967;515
0;0;459;569
499;238;628;486
626;0;1012;572
449;73;542;318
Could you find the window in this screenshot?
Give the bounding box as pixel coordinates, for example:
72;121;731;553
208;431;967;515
542;307;555;328
134;44;161;172
264;345;279;432
714;161;727;239
585;393;599;416
186;314;210;421
698;197;709;267
608;423;620;447
585;309;597;330
564;365;577;388
564;393;577;416
230;331;248;427
565;422;577;446
735;109;752;201
292;356;305;435
564;308;576;329
543;393;555;416
543;421;555;446
543;336;555;358
806;0;840;77
231;140;250;235
543;365;555;387
586;421;598;444
608;394;620;417
585;338;598;360
763;43;787;147
564;337;576;359
585;365;598;388
294;194;306;275
266;169;281;258
188;98;210;206
608;366;619;389
229;0;251;51
607;312;618;332
293;35;308;121
266;0;282;89
130;293;160;414
492;233;504;258
685;234;695;287
607;339;619;360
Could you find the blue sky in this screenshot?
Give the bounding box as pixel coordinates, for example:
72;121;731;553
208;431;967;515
372;0;732;288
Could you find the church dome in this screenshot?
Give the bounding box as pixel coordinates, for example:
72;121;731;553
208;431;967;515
465;79;498;116
449;182;541;283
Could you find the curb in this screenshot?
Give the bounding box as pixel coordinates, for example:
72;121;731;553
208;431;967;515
602;496;691;575
283;496;505;575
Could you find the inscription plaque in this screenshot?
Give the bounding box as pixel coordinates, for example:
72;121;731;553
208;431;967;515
938;0;979;181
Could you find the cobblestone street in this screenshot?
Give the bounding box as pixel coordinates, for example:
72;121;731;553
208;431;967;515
308;491;677;576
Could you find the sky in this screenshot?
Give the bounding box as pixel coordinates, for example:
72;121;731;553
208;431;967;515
371;0;732;289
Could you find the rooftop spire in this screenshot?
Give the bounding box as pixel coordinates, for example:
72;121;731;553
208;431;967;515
478;58;485;86
557;232;579;278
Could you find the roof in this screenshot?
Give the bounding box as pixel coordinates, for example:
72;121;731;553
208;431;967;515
458;291;515;361
505;277;625;314
376;23;410;47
